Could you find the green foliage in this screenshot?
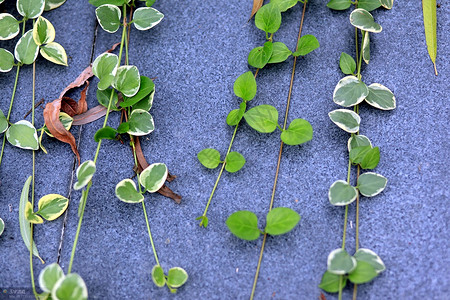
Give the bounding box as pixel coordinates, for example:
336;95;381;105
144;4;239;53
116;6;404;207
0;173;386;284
339;52;356;75
270;0;298;12
349;145;382;170
319;271;346;293
327;0;351;10
52;273;88;300
113;65;141;97
333;76;368;107
226;102;246;126
362;31;370;64
151;265;188;293
36;194;69;221
89;0;127;6
15;30;39;65
197;148;221;169
365;83;396;110
0;13;20;40
327;248;357;275
115;179;144;203
380;0;394;9
348;134;372;152
6;120;39;150
293;34;320;56
349;8;382;33
244;105;279;133
97;88;119;110
40;42;68;66
280;118;313;145
95;4;122;33
265;207;300;235
151;265;166;287
132;7;164;31
44;0;67;11
357;0;382;12
224;151;245;173
226;211;260;241
94;126;117;142
92;53;119;90
127;109;154;136
121;76;155;108
348;261;378;283
39;263;65;293
139;163;168;193
73;160;96;190
354;248;386;273
328;109;361;133
233;71;257;101
248;41;273;69
0;110;9;133
255;2;282;34
0;218;4;236
33;16;55;45
17;0;45;19
328;180;357;206
0;48;14;72
268;42;292;63
357;172;387;197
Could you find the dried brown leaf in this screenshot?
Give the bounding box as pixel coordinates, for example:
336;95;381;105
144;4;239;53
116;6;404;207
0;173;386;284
72;105;107;126
249;0;264;21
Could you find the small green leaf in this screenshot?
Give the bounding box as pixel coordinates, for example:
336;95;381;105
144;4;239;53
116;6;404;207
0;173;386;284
89;0;127;6
139;163;168;193
96;88;119;110
15;30;39;65
225;151;245;173
357;172;387;197
333;76;369;107
319;271;347;293
196;215;209;228
233;71;257;101
268;42;292;64
362;31;370;64
115;179;144;203
74;160;96;190
146;0;156;7
40;42;68;66
52;273;88;300
113;65;141;97
17;0;45;19
365;83;396;110
293;34;320;56
33;16;55;45
270;0;298;12
94;126;117;142
265;207;300;236
244;105;279;133
6;120;39;150
0;48;14;72
197;148;221;169
360;147;380;169
358;0;382;11
92;53;119;90
328;180;357;206
151;265;166;288
0;13;20;40
45;0;67;11
380;0;394;9
339;52;356;75
39;263;65;293
349;8;382;33
37;194;69;221
348;260;378;284
328;109;361;133
116;122;129;134
44;112;73;137
248;41;273;69
132;89;154;111
25;202;43;224
255;3;282;34
348;134;372;152
121;76;155;108
226;102;246;126
280;118;313;145
327;0;351;10
95;4;121;33
349;145;372;165
226;211;260;241
127;109;154;136
0;110;9;133
167;267;188;288
354;248;386;274
0;218;4;236
327;248;357;275
133;7;164;30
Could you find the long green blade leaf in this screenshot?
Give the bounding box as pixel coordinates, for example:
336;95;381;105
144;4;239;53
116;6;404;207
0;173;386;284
422;0;438;75
19;176;44;263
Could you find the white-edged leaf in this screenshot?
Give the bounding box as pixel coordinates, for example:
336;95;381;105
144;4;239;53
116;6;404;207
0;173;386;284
354;248;386;274
33;16;55;45
95;4;121;33
39;263;65;293
40;42;68;66
0;217;4;236
113;65;140;97
0;13;20;40
327;248;357;275
365;83;396;110
45;0;67;11
0;110;7;133
115;179;144;203
92;53;119;90
167;267;188;288
0;48;14;72
74;160;96;190
44;112;73;137
151;265;166;287
328;109;360;133
6;120;39;150
37;194;69;221
348;134;372;152
15;30;39;65
17;0;45;19
349;8;382;33
139;163;168;193
362;31;370;64
52;273;88;300
127;109;154;136
133;7;164;30
357;172;387;197
333;76;369;107
25;201;43;224
328;180;357;206
380;0;394;9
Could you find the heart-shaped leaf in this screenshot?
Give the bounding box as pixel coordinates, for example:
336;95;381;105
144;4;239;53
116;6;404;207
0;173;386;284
132;7;164;30
15;30;39;65
348;134;372;152
151;265;166;287
74;160;96;190
92;53;119;90
96;4;121;33
255;3;281;34
139;163;168;193
357;172;387;197
360;146;380;169
319;270;347;293
329;109;361;133
265;207;300;236
233;71;257;101
293;34;320;56
33;16;55;45
349;145;372;165
39;263;65;293
96;88;119;110
127;109;154;136
333;76;369;107
115;179;144;203
37;194;69;221
225;151;245;173
358;0;382;11
248;41;273;69
327;0;351;10
268;41;292;64
52;273;88;300
271;0;298;12
132;89;154;111
197;148;221;169
365;83;396;110
353;248;386;274
226;210;260;241
244;105;279;133
25;202;43;224
327;248;357;275
0;48;14;72
17;0;45;19
121;76;155;108
6;120;39;150
280;118;313;145
348;260;378;284
226;102;246;126
349;8;382;33
0;13;20;40
167;267;188;288
45;0;67;11
40;42;68;66
94;126;117;142
113;65;141;97
328;180;357;206
339;52;356;75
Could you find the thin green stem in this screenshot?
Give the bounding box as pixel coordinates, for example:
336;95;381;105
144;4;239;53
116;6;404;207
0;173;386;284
338;275;344;300
142;201;160;266
68;4;128;273
356;31;364;81
341;205;348;250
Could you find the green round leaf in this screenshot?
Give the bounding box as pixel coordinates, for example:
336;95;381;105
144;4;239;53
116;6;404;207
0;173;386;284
333;76;369;107
248;41;273;69
6;120;39;150
197;148;221;169
33;16;55;45
139;163;168;193
94;126;117;142
233;71;257;101
354;248;386;274
74;160;96;190
37;194;69;221
116;122;129;134
25;201;43;224
115;179;144;203
96;88;119;110
45;0;67;11
92;53;119;90
44;112;73;137
327;248;357;275
226;210;260;241
358;0;382;12
255;3;281;34
265;207;300;236
357;172;387;197
349;8;382;33
151;265;166;288
95;4;121;33
40;42;68;66
133;7;164;30
348;134;372;152
328;109;360;133
348;260;378;284
0;13;20;40
17;0;45;19
15;30;39;65
318;270;347;293
270;0;298;12
280;118;313;145
226;102;246;126
225;151;245;173
360;146;380;169
0;48;14;72
293;34;320;56
339;52;356;75
0;110;9;133
365;83;396;110
244;105;279;133
380;0;394;9
113;65;141;97
0;217;4;236
349;145;372;165
328;180;357;206
127;109;154;136
39;263;65;293
327;0;352;10
167;267;188;288
52;273;88;300
121;76;155;108
268;41;292;64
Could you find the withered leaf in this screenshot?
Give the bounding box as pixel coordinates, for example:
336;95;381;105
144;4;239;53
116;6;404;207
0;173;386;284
72;105;107;126
249;0;264;21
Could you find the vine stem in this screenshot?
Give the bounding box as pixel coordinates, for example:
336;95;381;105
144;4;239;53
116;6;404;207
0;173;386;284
199;70;259;226
250;2;307;299
68;4;128;274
